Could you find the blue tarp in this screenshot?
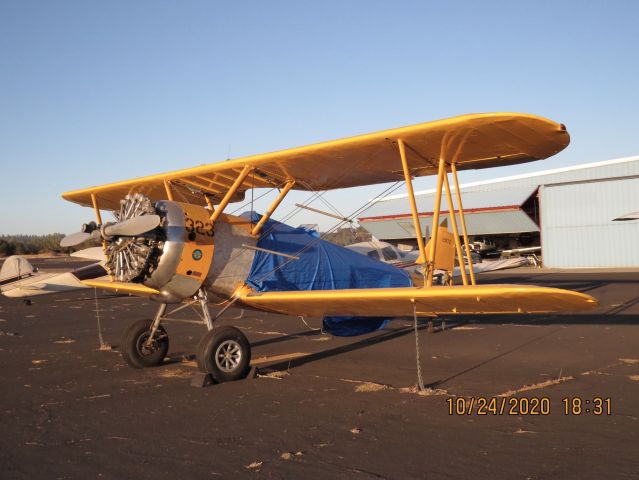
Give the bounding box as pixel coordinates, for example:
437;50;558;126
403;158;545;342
243;212;412;336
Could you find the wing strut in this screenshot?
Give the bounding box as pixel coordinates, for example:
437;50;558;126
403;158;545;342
450;162;477;285
426;158;446;287
399;130;479;287
90;193;110;265
251;180;295;236
398;139;428;266
398;139;450;287
209;165;253;224
442;171;469;286
163;180;174;200
90;193;103;224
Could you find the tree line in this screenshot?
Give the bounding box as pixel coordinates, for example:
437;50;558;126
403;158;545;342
0;226;370;257
0;234;98;257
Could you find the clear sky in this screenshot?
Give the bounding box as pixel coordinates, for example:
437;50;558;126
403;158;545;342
1;1;638;234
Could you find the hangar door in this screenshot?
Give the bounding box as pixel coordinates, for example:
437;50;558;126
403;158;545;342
540;177;639;267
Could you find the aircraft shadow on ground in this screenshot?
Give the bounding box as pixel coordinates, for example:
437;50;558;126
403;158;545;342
257;310;639;385
262;324;425;373
427;327;562;388
250;328;324;347
478;275;638;296
257;322;558;389
444;312;639;325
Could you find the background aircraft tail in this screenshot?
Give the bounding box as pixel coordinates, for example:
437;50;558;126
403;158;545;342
0;256;37;285
0;252;107;298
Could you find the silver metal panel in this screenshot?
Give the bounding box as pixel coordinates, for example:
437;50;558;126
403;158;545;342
146;200;186;289
540;178;639;267
147;200;204;302
206;217;257;301
361;210;539;240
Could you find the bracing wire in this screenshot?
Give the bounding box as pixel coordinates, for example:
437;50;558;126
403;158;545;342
251;179;405;284
212;148;410;282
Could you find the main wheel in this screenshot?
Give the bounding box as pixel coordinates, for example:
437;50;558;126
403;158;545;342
196;326;251;383
121;319;169;368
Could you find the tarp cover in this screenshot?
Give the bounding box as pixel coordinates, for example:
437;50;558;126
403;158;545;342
244;213;412;336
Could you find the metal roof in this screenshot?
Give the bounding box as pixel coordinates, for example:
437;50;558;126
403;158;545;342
380;154;639;202
358;155;639;242
360;185;537;220
362;155;639;219
362;210;539;240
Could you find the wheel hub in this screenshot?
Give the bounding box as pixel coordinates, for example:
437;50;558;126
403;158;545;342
215;340;242;372
137;333;160;356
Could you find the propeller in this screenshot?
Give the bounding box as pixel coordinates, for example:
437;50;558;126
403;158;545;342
60;215;161;247
102;215;161;238
59;230;100;248
613;211;639;221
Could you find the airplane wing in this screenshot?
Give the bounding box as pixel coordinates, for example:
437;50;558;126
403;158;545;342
62;113;569;210
238;284;597;317
1;272;90;297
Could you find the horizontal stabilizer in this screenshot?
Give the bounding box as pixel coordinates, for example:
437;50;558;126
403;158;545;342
0;256;36;284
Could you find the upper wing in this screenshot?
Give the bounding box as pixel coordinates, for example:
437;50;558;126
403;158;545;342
238;285;597;317
62;112;569;210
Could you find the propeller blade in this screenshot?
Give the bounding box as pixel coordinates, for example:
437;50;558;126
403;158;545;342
60;230;101;247
71;247;107;263
613;211;639;221
103;215;161;237
60;232;91;247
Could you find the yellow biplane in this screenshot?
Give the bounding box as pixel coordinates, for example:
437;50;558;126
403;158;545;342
58;112;598;383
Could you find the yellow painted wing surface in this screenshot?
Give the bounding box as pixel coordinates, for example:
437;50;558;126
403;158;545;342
238;285;597;317
63;112;569;210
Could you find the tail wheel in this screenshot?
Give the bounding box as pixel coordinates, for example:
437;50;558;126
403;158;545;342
121;318;169;368
196;326;251;383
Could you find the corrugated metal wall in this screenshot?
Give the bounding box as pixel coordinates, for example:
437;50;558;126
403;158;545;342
540;177;639;267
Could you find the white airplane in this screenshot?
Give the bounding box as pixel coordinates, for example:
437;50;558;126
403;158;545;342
0;249;107;298
345;240;421;268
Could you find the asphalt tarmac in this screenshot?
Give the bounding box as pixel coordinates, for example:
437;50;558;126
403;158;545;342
1;259;638;479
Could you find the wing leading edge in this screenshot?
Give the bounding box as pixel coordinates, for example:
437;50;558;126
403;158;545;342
238;285;597;317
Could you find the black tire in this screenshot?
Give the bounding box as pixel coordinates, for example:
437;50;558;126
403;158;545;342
196;326;251;382
121;319;169;368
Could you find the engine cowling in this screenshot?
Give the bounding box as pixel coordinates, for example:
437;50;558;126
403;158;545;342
106;194;215;303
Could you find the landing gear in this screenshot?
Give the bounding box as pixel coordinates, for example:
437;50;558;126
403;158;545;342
196;326;251;383
119;288;251;383
121;318;169;368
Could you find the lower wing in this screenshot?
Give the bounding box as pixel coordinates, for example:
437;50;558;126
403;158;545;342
239;285;598;317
